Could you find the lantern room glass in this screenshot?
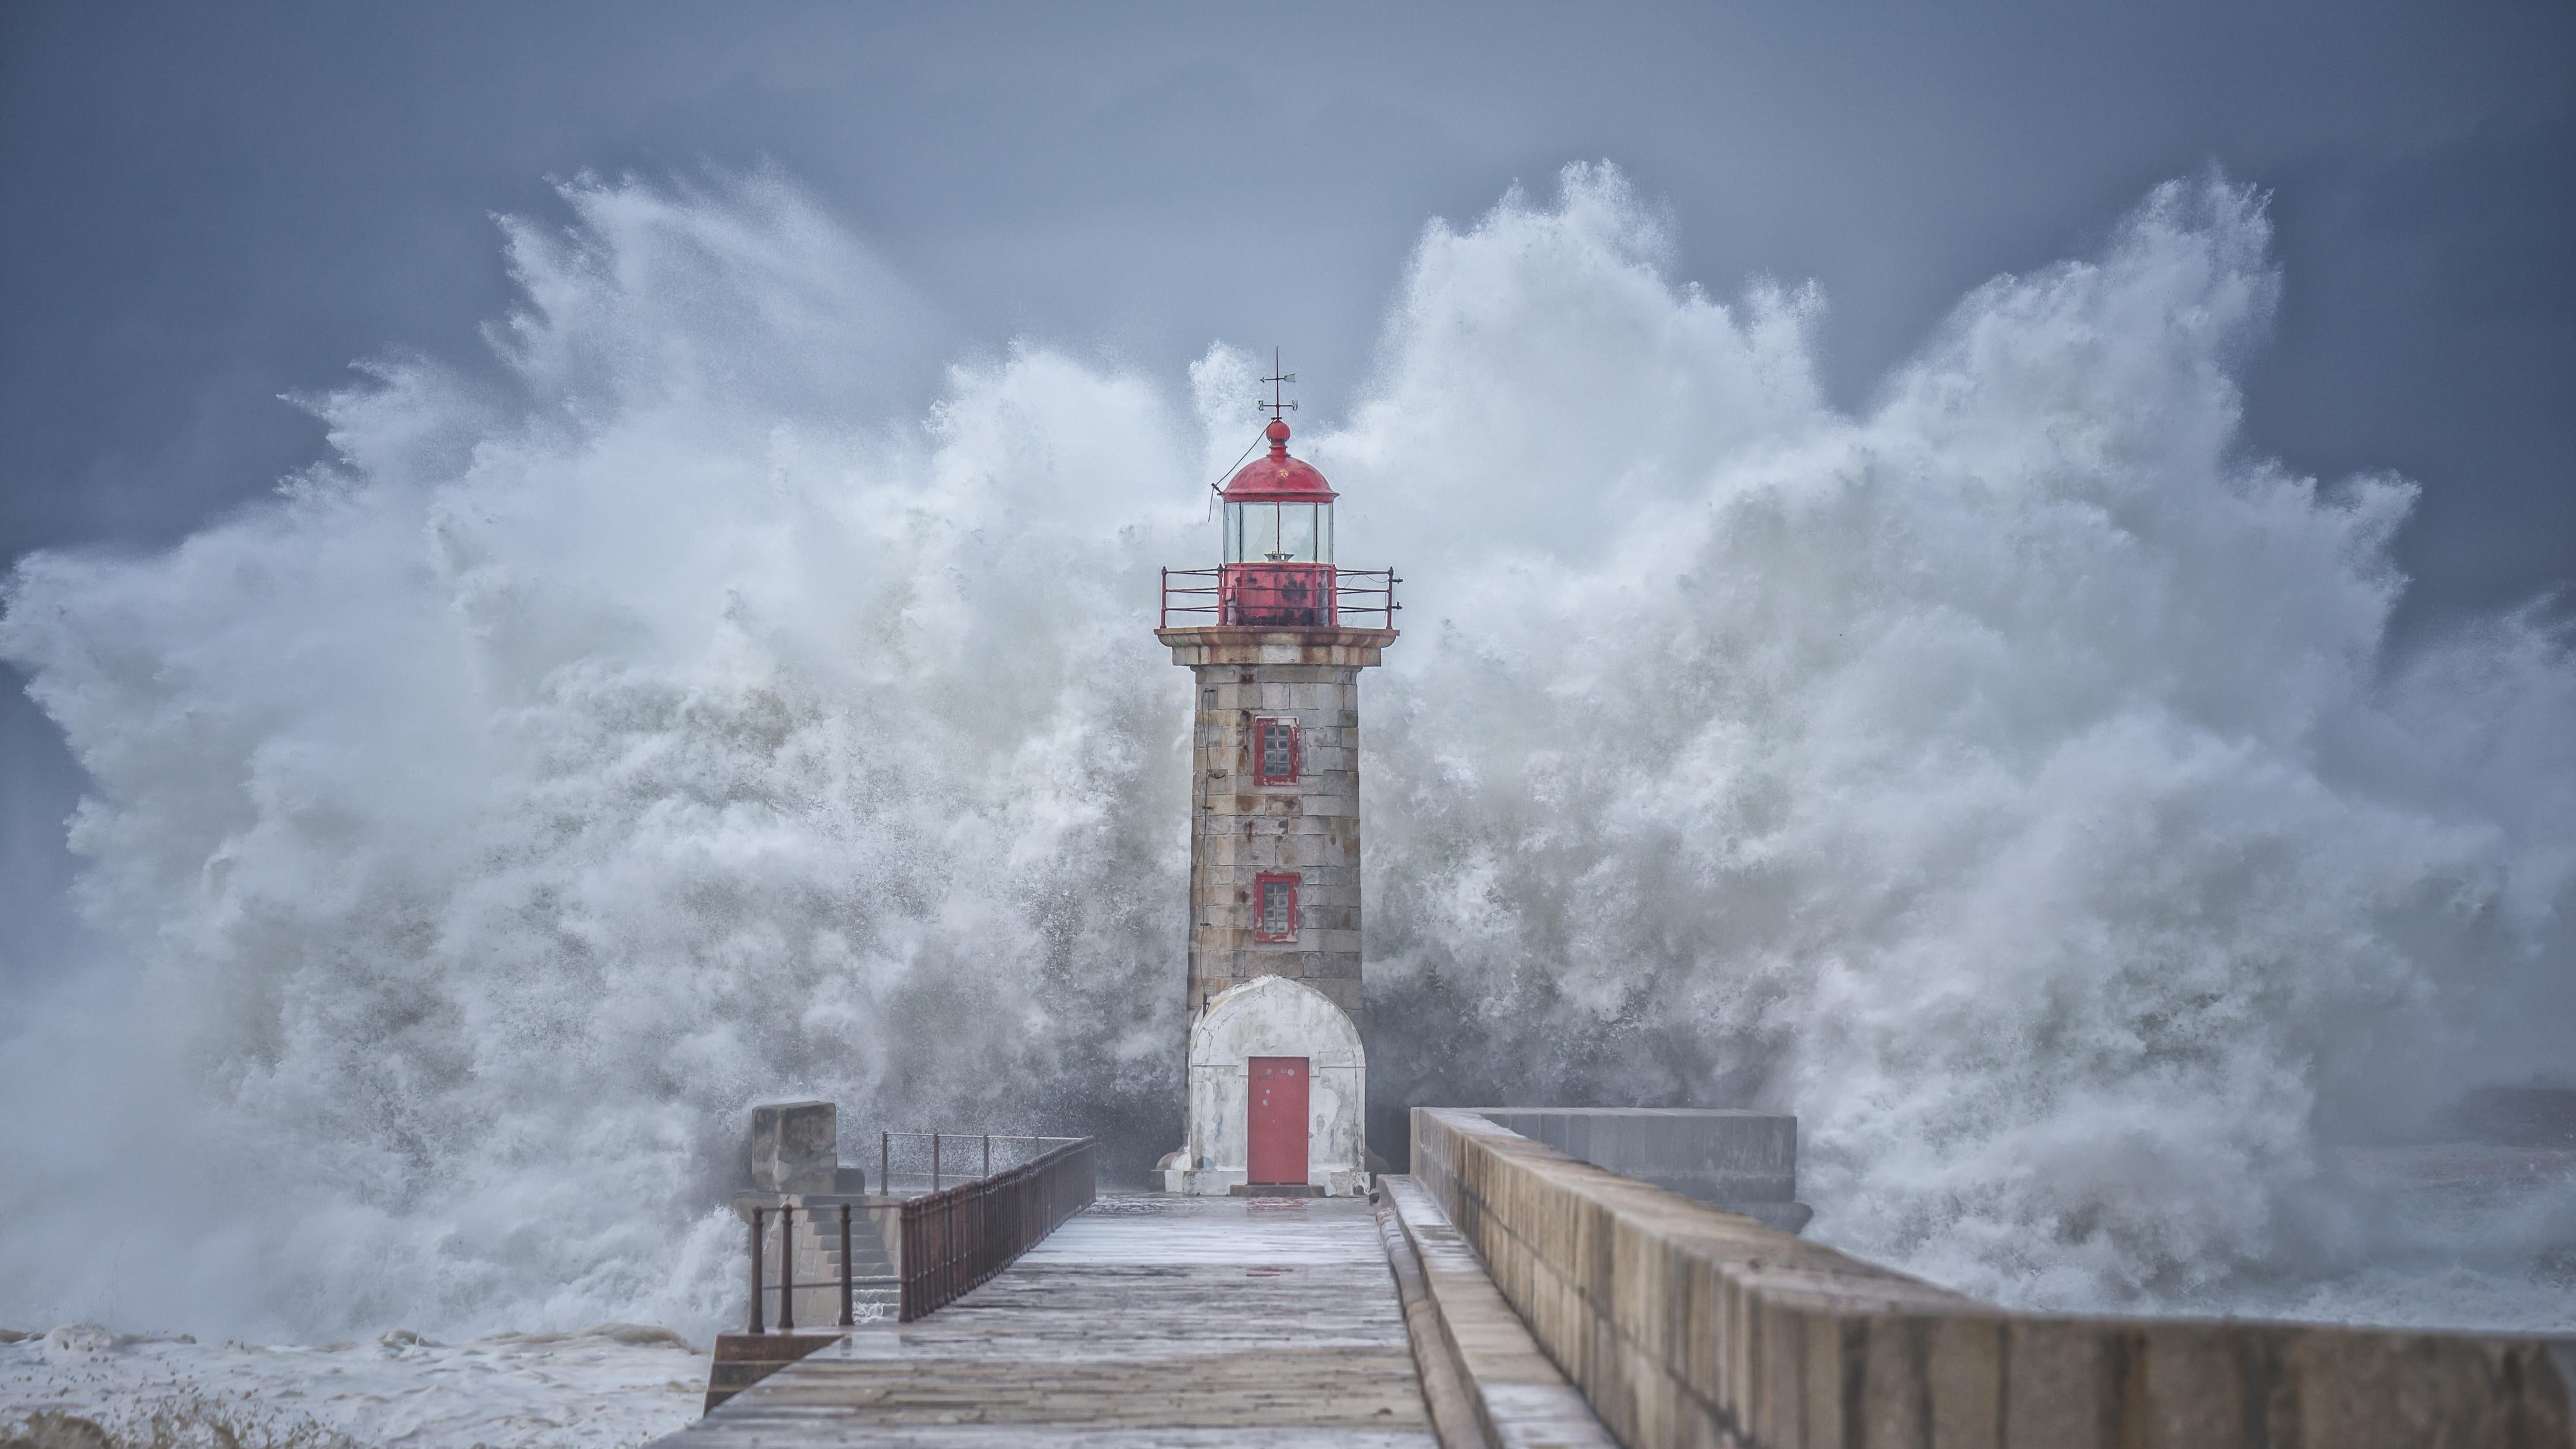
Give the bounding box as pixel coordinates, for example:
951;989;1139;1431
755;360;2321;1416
1225;501;1334;564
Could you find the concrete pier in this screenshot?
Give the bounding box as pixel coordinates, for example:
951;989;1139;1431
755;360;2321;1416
664;1108;2566;1447
662;1194;1440;1446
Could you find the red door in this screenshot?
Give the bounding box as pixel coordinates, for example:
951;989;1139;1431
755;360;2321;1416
1247;1056;1309;1185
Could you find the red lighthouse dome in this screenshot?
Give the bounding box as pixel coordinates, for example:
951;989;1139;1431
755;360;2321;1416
1217;418;1335;626
1223;419;1339;502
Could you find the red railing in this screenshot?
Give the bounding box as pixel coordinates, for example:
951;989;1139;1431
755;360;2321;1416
1160;565;1400;629
897;1136;1096;1320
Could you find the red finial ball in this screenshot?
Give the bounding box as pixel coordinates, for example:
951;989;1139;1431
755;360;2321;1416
1265;418;1291;444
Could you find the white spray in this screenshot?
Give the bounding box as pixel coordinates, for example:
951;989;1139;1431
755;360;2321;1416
1;164;2568;1345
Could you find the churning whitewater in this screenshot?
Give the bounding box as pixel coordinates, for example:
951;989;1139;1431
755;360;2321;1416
3;165;2571;1371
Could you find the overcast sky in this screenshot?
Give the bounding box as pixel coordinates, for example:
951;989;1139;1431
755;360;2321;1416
2;1;2571;979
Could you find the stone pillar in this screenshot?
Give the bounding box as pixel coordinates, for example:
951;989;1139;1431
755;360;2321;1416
749;1100;838;1193
1158;627;1396;1032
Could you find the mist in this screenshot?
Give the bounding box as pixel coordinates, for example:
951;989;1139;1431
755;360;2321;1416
0;165;2568;1349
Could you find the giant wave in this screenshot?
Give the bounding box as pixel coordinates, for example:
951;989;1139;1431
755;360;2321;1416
2;164;2569;1349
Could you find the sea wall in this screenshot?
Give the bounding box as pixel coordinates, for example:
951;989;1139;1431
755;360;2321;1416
1412;1107;2574;1449
1462;1108;1808;1234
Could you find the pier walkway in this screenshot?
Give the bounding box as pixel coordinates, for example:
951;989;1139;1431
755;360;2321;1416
662;1193;1436;1447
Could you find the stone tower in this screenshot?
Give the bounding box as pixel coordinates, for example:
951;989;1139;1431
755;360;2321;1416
1156;400;1397;1196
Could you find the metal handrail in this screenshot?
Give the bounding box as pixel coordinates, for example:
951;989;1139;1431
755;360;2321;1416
740;1135;1095;1336
1161;567;1223;627
877;1132;1086;1195
1159;565;1401;629
897;1136;1097;1321
744;1200;889;1335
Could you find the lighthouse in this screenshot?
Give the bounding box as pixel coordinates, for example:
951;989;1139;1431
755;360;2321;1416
1156;367;1398;1196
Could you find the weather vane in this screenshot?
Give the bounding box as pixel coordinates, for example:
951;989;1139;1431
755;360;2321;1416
1258;347;1297;422
1207;347;1301;514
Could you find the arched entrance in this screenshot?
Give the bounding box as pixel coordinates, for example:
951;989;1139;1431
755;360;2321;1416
1165;975;1367;1195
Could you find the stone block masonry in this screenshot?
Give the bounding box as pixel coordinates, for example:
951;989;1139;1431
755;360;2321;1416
1160;626;1396;1027
1380;1172;1622;1448
1413;1107;2573;1449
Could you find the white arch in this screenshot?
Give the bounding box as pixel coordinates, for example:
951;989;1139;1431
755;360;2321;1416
1169;975;1370;1195
1189;974;1365;1072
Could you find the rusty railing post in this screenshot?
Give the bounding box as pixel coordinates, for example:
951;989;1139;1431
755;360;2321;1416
839;1202;854;1327
748;1205;766;1334
881;1130;889;1197
777;1202;795;1331
897;1194;918;1322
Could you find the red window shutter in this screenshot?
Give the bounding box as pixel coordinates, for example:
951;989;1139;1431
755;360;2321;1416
1253;872;1300;942
1254;717;1299;786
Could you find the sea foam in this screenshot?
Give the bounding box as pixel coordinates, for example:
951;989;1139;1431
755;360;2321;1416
1;164;2568;1355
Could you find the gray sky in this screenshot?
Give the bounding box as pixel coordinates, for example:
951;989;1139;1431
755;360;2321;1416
2;1;2571;979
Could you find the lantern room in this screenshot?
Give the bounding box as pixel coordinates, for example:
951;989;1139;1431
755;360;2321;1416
1218;418;1337;627
1225;419;1336;565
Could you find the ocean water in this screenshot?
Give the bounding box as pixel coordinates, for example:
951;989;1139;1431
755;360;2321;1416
2;164;2571;1442
0;1324;704;1447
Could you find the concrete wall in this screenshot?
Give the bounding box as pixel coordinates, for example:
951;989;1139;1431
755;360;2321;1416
1380;1173;1620;1447
749;1099;838;1193
1413;1107;2574;1449
1467;1108;1807;1232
